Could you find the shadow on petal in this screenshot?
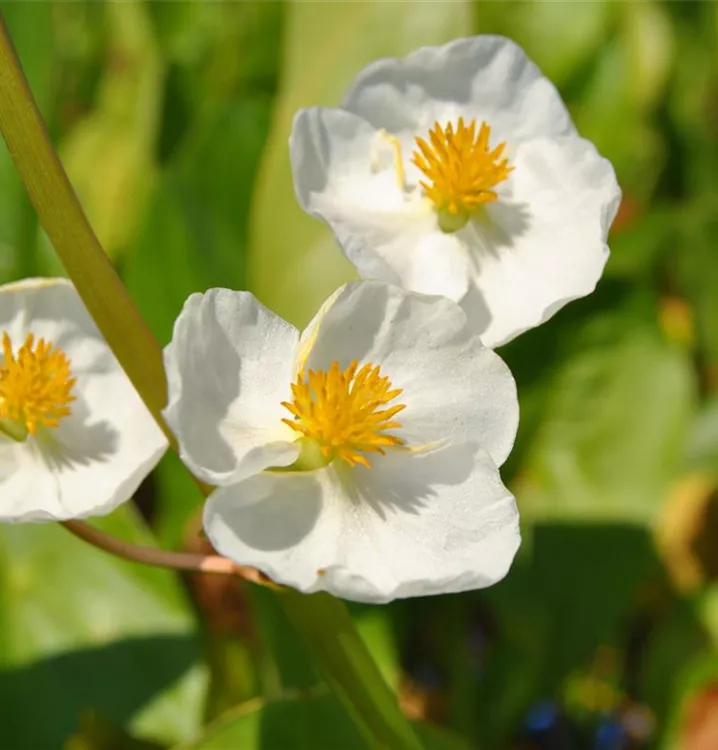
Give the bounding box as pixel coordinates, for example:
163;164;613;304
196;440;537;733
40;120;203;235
39;396;118;470
458;285;492;338
456;201;532;338
462;200;533;263
185;298;244;473
305;282;393;371
211;472;324;553
343;442;477;522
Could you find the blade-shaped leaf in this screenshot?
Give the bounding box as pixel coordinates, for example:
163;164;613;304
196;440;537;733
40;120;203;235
0;1;54;279
517;288;695;525
0;506;207;749
176;692;470;750
58;0;162;262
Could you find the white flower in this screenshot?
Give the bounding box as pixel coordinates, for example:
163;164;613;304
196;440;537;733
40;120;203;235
290;35;621;348
0;278;167;522
164;280;520;603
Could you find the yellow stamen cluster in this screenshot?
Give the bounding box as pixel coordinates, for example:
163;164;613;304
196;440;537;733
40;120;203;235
0;332;76;437
413;118;513;221
282;360;405;468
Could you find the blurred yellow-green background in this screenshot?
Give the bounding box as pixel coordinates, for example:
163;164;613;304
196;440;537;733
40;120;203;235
2;1;718;748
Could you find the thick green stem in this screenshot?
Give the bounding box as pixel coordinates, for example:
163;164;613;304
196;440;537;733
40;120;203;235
280;591;423;749
0;17;421;750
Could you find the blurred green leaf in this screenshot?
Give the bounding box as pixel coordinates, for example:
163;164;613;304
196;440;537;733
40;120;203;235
574;38;666;201
660;651;718;750
0;1;55;279
149;2;282;163
0;505;207;749
695;584;718;650
500;288;621;481
640;602;708;725
204;632;259;725
147;451;203;551
475;1;613;88
176;691;470;750
621;1;676;115
176;692;364;750
664;4;718;201
148;2;282;93
604;204;675;279
278;591;423;749
416;723;472;750
686;396;718;471
249;585;319;698
65;711;166;750
517;288;695;525
127;95;269;347
58;0;162;262
249;0;474;328
352;604;402;693
473;549;551;746
473;523;659;745
675;208;718;378
531;523;657;688
146;1;210;65
246;593;400;712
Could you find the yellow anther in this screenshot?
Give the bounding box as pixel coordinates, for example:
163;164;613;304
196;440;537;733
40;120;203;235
412;118;513;230
281;360;405;468
0;332;76;440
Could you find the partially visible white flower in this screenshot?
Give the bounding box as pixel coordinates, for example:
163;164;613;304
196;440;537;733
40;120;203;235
0;278;167;522
164;280;520;603
290;35;621;348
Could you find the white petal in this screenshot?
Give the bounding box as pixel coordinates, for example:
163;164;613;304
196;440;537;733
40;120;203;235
342;35;576;143
301;281;518;467
399;231;471;300
291;107;437;288
204;444;520;603
163;289;300;485
461;136;621;347
0;277;113;372
0;279;167;522
0;385;166;523
0;441;57;522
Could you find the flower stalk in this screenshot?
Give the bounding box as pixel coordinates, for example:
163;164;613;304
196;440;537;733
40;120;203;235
0;17;422;750
62;519;266;581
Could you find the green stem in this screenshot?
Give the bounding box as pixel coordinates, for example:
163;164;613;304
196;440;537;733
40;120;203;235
0;17;421;750
280;591;423;749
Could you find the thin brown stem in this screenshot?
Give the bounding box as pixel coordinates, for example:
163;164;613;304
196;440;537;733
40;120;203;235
62;519;268;585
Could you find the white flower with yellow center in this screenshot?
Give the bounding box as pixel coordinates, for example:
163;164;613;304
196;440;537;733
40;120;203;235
0;278;167;522
290;35;622;348
164;281;520;603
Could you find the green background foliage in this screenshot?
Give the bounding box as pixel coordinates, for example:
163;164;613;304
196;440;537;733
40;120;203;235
1;1;717;747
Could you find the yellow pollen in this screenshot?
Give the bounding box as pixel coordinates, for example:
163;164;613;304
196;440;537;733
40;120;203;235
0;332;76;438
281;360;406;468
412;118;513;220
